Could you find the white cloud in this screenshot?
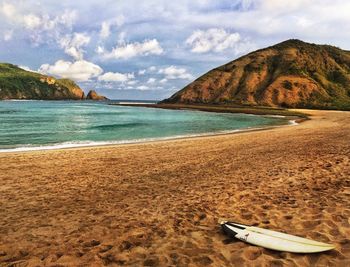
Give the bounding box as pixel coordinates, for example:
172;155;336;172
148;66;157;72
59;9;77;28
296;17;314;28
59;32;90;60
159;78;168;84
137;85;150;90
99;16;125;39
2;6;76;32
186;28;241;53
260;0;308;13
0;2;16;18
19;65;39;73
158;66;193;80
138;69;146;75
137;66;157;76
39;60;103;82
102;39;163;59
3;30;13;41
96;45;105;54
23;14;41;29
147;78;156;84
127;80;138;85
117;31;126;44
98;72;134;82
100;21;111;39
0;5;77;46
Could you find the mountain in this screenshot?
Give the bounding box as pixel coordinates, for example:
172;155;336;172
163;39;350;110
0;63;85;100
86;90;108;100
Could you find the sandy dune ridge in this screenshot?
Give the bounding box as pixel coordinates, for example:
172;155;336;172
0;110;349;266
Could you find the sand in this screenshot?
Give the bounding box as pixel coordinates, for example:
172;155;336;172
0;109;349;266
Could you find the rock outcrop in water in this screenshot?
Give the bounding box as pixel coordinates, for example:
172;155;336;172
86;90;108;100
0;63;107;101
163;39;350;110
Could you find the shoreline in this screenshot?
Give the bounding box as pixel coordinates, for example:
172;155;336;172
0;117;298;154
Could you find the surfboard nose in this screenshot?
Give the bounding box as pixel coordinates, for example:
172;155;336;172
221;222;238;237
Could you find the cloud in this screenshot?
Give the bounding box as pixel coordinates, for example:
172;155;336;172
98;72;135;82
19;65;39;73
27;10;78;46
159;78;168;84
23;14;42;29
99;16;125;39
101;39;163;59
186;28;241;53
3;30;13;41
100;21;111;39
158;66;193;80
0;4;77;46
1;5;76;32
96;45;105;54
136;85;150;90
59;32;90;60
137;66;157;76
147;78;156;84
138;69;146;75
259;0;308;13
127;80;138;85
0;2;16;18
117;32;126;44
39;60;103;82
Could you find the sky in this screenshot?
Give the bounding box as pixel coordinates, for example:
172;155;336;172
1;0;349;100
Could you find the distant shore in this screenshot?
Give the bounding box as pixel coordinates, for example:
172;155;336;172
1;109;349;266
109;102;309;119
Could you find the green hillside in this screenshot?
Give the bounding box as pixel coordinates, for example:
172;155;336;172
0;63;85;100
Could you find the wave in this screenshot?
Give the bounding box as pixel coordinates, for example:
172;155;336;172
0;109;19;114
90;122;147;130
263;115;286;118
0;121;297;153
288;120;298;126
84;112;128;116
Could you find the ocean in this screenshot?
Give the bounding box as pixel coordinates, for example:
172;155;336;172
0;100;291;152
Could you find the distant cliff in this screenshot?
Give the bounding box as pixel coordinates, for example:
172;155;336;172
86;90;108;100
163;39;350;110
0;63;107;101
0;63;86;100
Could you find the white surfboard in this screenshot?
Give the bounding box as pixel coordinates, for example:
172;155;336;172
220;221;335;253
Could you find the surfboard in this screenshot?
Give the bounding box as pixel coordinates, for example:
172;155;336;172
220;221;335;253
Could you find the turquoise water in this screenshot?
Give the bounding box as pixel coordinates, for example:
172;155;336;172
0;101;290;152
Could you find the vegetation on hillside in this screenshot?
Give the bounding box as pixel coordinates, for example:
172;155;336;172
0;63;84;100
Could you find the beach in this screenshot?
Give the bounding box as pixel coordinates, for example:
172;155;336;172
0;109;349;266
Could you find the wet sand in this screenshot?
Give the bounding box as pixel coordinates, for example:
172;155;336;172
0;109;349;266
